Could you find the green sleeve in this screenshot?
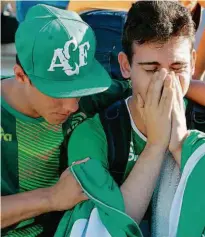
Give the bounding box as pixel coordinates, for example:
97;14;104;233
67;114;108;168
79;79;131;117
177;130;205;237
181;130;205;172
177;156;205;237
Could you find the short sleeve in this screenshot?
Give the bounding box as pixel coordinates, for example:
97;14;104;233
67;114;108;168
181;130;205;172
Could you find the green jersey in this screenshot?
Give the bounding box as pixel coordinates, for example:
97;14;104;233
68;98;146;180
68;98;205;237
170;130;205;237
1;77;131;237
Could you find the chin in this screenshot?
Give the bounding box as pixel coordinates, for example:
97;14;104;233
44;118;63;125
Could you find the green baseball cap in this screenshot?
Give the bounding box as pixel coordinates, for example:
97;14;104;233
15;4;111;98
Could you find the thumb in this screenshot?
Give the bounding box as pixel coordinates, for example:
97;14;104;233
81;192;89;201
77;191;89;204
72;157;90;166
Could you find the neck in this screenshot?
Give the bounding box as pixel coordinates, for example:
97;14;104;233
1;78;40;118
128;96;147;137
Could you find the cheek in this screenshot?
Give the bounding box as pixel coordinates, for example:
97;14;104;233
131;70;151;100
27;88;42;109
43;100;62;115
34;91;58;114
178;72;191;95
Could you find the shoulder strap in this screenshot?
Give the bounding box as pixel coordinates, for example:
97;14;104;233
59;121;75;175
99;100;131;185
186;99;205;132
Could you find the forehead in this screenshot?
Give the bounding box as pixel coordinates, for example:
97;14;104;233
133;37;192;64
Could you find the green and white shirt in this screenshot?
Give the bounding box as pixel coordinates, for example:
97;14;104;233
68;97;205;237
68;97;146;178
1;77;131;237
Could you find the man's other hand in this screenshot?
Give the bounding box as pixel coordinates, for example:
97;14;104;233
48;158;89;211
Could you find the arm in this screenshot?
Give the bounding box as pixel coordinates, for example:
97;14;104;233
68;117;166;224
1;162;88;229
121;144;166;223
2;188;51;228
121;69;173;223
193;29;205;81
186;79;205;106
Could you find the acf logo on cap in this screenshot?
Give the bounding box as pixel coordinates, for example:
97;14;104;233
48;37;90;76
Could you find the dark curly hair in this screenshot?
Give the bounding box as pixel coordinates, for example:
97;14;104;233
122;1;196;64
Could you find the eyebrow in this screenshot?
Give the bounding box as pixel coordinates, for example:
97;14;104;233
137;61;188;66
137;62;160;65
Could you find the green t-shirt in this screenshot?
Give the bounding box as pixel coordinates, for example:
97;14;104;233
68;98;205;237
1;77;131;236
68;98;146;181
68;97;189;174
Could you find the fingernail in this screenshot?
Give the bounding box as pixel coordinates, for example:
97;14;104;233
161;68;167;74
81;158;90;164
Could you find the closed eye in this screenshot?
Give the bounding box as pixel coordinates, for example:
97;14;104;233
145;68;158;73
171;67;187;73
145;67;187;73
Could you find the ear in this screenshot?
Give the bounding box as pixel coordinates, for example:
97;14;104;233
118;52;131;79
14;64;31;85
191;49;196;76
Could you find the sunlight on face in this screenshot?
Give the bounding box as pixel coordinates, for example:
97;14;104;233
130;37;195;101
27;86;80;124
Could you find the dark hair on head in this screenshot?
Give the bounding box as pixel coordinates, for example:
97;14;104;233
122;1;196;64
16;55;26;75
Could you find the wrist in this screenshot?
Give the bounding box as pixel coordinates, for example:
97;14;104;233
170;147;182;166
145;143;167;154
169;131;189;165
43;187;57;212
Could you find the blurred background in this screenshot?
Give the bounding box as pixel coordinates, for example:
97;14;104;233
1;0;205;80
1;1;69;76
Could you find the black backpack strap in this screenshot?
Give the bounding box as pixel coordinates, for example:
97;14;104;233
59;118;76;175
186;99;205;132
99;100;131;185
60;99;131;184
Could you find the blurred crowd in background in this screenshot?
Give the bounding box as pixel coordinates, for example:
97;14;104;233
1;0;205;81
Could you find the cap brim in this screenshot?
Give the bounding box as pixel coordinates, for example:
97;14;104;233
28;59;112;98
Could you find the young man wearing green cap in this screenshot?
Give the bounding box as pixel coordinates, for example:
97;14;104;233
66;2;205;236
1;4;131;236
